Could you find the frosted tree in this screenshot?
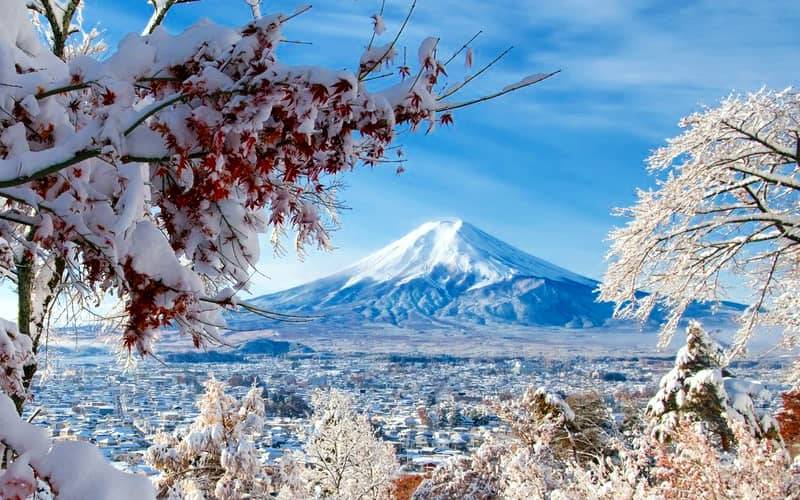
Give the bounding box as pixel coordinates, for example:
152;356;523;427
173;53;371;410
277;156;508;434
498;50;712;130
599;88;800;371
494;386;615;464
562;391;617;461
411;438;506;500
646;321;780;450
417;414;794;500
0;0;556;416
277;388;398;500
146;376;269;499
553;418;793;500
494;387;574;451
414;387;614;499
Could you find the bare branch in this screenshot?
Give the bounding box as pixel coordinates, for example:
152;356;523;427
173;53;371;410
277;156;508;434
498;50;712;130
438;70;560;112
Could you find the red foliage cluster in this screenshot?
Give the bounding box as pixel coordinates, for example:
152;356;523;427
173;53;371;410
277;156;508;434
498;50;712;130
778;388;800;455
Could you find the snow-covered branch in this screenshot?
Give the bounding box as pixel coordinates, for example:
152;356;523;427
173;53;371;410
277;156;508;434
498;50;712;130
0;391;155;499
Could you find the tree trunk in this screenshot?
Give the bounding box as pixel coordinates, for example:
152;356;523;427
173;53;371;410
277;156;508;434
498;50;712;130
13;253;34;415
12;253;65;415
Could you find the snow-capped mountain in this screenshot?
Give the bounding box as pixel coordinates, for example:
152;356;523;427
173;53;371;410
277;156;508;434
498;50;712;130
230;219;742;332
235;220;620;330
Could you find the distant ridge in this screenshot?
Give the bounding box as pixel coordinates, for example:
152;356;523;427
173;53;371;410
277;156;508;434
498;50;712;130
230;220;740;331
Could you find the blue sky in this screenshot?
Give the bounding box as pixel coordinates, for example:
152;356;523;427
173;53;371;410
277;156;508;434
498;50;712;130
1;0;798;317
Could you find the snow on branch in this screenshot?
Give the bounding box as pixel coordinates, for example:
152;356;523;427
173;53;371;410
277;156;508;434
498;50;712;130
0;391;155;499
0;319;33;403
142;0;199;36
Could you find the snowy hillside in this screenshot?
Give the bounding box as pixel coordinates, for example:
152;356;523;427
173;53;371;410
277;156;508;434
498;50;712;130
230;220;741;331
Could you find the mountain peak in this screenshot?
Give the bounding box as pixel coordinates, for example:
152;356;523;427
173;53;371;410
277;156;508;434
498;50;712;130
404;218;465;239
338;220;595;290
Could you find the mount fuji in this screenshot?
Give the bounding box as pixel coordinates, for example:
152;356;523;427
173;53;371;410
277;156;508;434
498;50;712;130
233;220;613;330
232;220;740;332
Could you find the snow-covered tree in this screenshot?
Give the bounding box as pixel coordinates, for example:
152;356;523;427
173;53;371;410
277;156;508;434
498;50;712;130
416;377;792;500
494;386;615;464
277;388;398;500
417;413;794;500
646;321;780;450
495;387;574;451
146;376;269;499
411;438;506;500
0;0;556;413
412;430;570;500
612;386;652;438
563;391;617;461
414;387;615;499
599;88;800;370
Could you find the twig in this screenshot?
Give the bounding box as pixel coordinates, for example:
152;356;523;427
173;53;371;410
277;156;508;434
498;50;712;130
366;0;387;52
26;407;42;423
124;93;187;136
36;81;96;100
280;39;313;45
359;0;416;80
438;45;514;101
438;70;560;112
442;30;482;66
362;72;394;82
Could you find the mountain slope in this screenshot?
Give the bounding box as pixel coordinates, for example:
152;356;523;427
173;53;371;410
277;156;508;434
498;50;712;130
232;220;739;331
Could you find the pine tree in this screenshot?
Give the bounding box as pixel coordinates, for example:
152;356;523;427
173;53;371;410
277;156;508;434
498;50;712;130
646;321;779;449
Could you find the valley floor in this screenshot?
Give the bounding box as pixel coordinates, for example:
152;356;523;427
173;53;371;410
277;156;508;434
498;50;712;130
28;326;791;478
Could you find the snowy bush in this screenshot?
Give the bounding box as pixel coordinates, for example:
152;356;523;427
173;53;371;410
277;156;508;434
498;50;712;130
416;396;795;500
554;418;794;500
412;436;563;500
494;386;615;465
